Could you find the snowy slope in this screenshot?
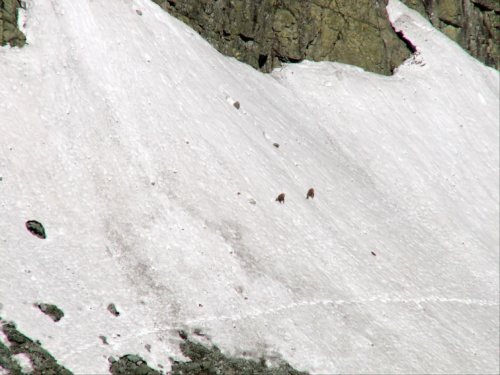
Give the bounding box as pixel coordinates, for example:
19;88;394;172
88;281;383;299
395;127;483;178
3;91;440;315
0;0;498;374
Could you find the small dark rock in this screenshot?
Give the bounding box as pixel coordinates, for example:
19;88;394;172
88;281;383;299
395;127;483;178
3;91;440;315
99;335;109;345
273;143;280;148
25;220;46;239
233;101;240;109
37;303;64;322
107;303;120;317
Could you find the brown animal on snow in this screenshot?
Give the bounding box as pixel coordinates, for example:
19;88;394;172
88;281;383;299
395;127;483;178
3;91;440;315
275;193;285;204
306;188;315;199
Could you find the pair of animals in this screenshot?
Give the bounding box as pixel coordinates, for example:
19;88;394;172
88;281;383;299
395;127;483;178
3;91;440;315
276;188;314;204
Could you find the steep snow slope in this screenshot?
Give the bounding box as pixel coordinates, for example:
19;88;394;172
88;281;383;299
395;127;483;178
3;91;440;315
0;0;498;374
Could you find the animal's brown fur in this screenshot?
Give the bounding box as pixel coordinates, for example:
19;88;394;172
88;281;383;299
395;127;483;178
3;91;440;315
306;188;315;199
276;193;285;204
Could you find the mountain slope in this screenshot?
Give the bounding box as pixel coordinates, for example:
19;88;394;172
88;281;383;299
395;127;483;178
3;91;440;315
0;0;498;374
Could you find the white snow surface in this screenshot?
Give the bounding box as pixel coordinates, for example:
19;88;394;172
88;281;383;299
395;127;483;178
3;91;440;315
0;0;498;373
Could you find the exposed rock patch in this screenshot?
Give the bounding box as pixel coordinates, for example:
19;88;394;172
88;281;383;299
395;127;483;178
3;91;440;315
109;354;162;375
36;303;65;322
0;319;307;374
0;0;26;47
25;220;47;239
0;318;73;374
107;303;120;317
170;330;307;374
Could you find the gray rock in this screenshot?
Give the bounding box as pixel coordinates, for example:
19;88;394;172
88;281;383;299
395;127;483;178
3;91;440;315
37;303;64;322
25;220;46;239
107;303;120;316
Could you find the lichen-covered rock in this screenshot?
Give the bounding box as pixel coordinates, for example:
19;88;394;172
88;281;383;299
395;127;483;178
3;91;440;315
401;0;499;70
152;0;411;75
0;0;26;47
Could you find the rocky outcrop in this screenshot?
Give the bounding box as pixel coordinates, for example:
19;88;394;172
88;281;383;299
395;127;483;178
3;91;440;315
401;0;499;70
151;0;499;74
171;330;308;374
0;318;73;374
152;0;412;75
0;0;26;48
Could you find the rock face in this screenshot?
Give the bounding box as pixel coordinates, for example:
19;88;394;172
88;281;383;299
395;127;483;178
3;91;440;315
151;0;499;74
0;0;26;48
152;0;412;75
401;0;499;70
3;1;497;72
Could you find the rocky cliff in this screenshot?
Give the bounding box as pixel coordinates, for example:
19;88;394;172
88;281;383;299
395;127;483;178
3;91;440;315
152;0;499;74
401;0;499;70
0;0;25;48
152;0;412;75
